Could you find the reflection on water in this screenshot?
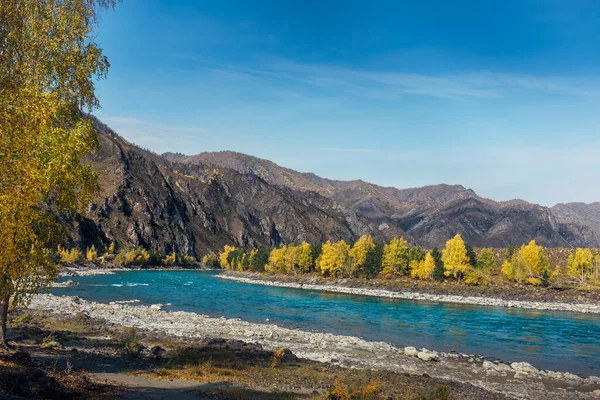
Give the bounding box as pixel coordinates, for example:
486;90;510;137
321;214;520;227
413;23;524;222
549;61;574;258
52;270;600;376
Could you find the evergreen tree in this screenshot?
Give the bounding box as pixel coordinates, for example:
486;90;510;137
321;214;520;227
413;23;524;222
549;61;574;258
408;246;425;262
431;247;445;280
364;242;384;279
250;246;270;272
310;243;323;271
465;244;477;267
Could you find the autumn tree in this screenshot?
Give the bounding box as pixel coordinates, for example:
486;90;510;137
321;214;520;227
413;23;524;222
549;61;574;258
318;240;351;277
442;234;470;280
284;245;299;273
349;235;376;277
501;240;549;286
411;252;436;280
0;0;117;348
219;245;237;270
201;252;220;268
380;238;410;277
463;248;496;285
476;249;496;270
567;248;596;283
266;246;286;273
295;242;313;273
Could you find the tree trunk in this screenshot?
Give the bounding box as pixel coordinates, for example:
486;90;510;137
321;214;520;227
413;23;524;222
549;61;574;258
0;293;9;350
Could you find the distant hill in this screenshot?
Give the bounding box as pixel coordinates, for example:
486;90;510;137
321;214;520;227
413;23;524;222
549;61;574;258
170;150;600;248
64;118;600;255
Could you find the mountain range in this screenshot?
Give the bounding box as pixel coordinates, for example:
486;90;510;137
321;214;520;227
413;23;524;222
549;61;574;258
66;118;600;256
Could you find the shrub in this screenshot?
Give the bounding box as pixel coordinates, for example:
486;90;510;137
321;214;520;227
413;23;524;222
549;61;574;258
324;379;378;400
121;327;143;356
162;252;177;266
180;255;196;266
463;266;492;286
271;346;286;368
58;246;83;264
202;252;220;268
86;245;98;262
14;313;33;324
114;248;151;266
414;385;452;400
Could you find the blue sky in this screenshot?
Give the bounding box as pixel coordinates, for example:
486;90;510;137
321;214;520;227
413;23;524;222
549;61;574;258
93;0;600;206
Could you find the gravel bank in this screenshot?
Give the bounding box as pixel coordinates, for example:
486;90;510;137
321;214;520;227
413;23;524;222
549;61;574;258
220;274;600;314
28;294;600;400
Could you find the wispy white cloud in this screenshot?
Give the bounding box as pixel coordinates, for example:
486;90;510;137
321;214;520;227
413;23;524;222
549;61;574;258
172;55;598;101
101;116;205;148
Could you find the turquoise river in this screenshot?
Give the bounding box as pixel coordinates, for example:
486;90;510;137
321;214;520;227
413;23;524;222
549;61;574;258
51;270;600;376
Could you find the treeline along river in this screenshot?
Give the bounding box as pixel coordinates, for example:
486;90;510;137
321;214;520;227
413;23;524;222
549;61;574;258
51;270;600;376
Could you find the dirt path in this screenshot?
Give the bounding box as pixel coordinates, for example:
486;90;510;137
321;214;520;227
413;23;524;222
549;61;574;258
91;372;217;399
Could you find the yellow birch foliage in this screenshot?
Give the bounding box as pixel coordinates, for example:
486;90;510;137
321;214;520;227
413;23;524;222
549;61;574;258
349;235;376;276
219;245;236;270
442;234;470;280
295;242;313;272
411;252;436;280
0;0;116;321
86;246;98;262
380;237;409;277
567;248;595;282
318;240;351;277
501;240;549;285
266;246;286;273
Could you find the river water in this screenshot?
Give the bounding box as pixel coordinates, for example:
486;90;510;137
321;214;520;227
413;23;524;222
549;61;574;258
51;270;600;376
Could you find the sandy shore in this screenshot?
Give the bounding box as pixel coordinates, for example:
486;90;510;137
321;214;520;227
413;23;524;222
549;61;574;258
220;274;600;314
28;293;600;400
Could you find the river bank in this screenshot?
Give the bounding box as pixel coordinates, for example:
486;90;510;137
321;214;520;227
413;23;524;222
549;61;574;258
26;293;600;399
3;307;512;400
58;264;220;277
220;271;600;314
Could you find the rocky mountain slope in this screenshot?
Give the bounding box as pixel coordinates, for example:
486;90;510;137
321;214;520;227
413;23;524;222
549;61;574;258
66;120;600;254
167;151;600;249
67;120;399;256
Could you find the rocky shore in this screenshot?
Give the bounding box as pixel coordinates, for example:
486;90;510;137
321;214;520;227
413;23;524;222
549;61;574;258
220;273;600;314
28;293;600;399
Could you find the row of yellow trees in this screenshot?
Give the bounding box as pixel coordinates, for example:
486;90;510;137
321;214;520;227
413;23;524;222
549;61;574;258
57;244;196;267
219;234;600;286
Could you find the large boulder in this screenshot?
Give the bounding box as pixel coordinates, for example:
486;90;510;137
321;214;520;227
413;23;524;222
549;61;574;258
417;349;439;362
511;361;538;374
404;346;419;357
